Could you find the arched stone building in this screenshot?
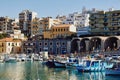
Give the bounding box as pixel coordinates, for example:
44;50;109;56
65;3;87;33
71;36;120;54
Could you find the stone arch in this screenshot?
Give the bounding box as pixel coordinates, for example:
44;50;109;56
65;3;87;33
71;38;80;53
89;37;102;52
80;38;90;52
104;36;119;51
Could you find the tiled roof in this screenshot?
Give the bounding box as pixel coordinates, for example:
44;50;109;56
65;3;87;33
0;38;22;42
0;38;13;42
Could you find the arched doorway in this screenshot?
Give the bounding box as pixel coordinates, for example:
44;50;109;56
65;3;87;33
104;37;118;51
71;39;80;53
80;38;89;52
89;37;102;52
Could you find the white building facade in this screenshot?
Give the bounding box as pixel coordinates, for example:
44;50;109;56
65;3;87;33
10;30;25;40
62;11;90;31
19;10;37;37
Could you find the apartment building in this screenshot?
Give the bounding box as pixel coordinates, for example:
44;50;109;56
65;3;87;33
0;16;14;34
63;12;90;30
89;11;105;34
89;9;120;35
31;18;40;37
105;10;120;35
19;10;37;37
40;17;62;37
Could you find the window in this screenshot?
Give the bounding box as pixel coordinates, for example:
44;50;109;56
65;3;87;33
33;43;35;45
58;29;60;32
61;29;63;31
53;29;54;32
50;42;53;45
24;49;25;52
40;48;42;51
56;42;59;45
62;42;65;46
2;48;4;52
40;43;42;45
12;43;14;46
64;28;65;31
2;43;4;47
30;43;33;45
45;43;47;45
25;43;28;46
49;48;52;51
8;43;10;46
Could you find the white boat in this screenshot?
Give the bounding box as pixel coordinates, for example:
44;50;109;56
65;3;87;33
53;55;67;68
0;55;4;63
65;57;79;68
77;59;113;72
54;61;66;68
16;54;26;62
4;57;17;63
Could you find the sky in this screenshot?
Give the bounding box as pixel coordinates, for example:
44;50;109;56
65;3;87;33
0;0;120;18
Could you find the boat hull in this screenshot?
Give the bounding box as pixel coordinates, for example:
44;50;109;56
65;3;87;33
54;61;66;68
5;59;16;63
106;69;120;76
46;60;55;68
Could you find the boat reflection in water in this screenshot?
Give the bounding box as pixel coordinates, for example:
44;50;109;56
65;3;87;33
48;68;106;80
77;72;105;80
0;61;120;80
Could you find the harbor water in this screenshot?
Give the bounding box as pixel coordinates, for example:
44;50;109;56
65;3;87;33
0;61;120;80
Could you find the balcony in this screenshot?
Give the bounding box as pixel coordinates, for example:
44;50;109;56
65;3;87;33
89;17;95;20
90;29;104;33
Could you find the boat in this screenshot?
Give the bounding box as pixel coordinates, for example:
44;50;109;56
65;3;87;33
106;62;120;75
54;61;66;68
106;68;120;76
51;55;67;68
46;59;55;68
0;55;4;63
65;57;79;68
77;59;113;72
4;57;17;63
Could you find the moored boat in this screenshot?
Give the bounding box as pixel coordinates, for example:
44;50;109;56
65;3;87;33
106;68;120;76
106;62;120;75
4;57;17;63
46;60;55;68
77;59;113;72
54;61;66;68
65;57;79;68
